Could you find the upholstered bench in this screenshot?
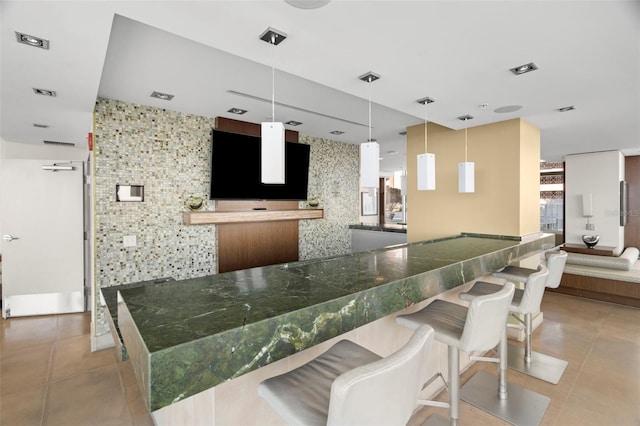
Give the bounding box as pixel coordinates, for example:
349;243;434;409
550;247;640;307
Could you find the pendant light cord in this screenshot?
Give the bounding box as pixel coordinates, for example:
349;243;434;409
464;125;468;163
270;34;276;123
368;79;372;142
272;64;275;122
424;104;428;154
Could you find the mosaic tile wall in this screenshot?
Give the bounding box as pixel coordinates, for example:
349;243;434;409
298;135;360;259
93;98;359;335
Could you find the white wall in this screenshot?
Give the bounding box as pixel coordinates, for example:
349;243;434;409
0;138;89;253
1;138;88;161
565;150;625;254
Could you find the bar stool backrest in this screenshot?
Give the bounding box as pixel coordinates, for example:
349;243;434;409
544;250;568;289
327;325;434;426
517;265;550;314
458;282;515;353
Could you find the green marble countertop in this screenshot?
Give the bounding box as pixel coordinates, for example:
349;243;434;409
117;233;554;410
101;277;175;360
349;223;407;233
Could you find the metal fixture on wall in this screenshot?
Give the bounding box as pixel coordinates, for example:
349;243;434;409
260;27;287;184
458;115;475;193
582;193;595;230
620;181;628;226
416;97;435;191
42;164;74;172
359;72;380;189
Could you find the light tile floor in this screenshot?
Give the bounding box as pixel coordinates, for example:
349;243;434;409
1;292;639;425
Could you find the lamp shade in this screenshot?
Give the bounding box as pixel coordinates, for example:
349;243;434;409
417;152;436;191
261;122;285;184
360;142;379;188
458;161;475;193
582;193;593;217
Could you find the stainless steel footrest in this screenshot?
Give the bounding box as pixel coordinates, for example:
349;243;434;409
460;371;550;426
508;344;568;385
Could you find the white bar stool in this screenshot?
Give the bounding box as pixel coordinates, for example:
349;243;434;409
258;325;434;426
491;250;569;384
458;265;551;425
395;282;515;426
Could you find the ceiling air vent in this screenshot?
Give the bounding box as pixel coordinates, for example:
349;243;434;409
44;140;75;147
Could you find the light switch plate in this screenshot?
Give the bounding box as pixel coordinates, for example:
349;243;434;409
123;235;137;247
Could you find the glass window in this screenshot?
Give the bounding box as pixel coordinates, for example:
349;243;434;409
540;162;564;244
384;171;406;224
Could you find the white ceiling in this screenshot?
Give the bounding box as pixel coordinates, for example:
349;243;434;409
2;1;639;173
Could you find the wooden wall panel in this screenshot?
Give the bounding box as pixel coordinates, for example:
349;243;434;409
215;117;298;142
625;155;640;249
550;273;640;308
217;221;299;273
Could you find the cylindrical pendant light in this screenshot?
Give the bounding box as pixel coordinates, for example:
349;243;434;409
260;30;286;184
458;115;475;193
359;72;380;189
416;97;435;191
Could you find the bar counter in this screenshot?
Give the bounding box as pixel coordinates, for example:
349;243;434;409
117;233;554;415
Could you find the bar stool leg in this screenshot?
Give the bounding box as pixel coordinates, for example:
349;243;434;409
506;312;568;384
459;324;551;425
449;346;459;426
498;328;507;401
524;313;533;364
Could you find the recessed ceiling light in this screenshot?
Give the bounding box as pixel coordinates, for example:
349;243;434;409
33;88;56;97
33;123;49;128
260;27;287;45
399;131;407;136
227;108;247;115
386;150;398;155
367;138;377;142
284;0;331;9
330;130;344;135
151;91;174;101
557;105;576;112
509;62;538;75
494;105;523;113
457;115;474;121
416;97;435;105
358;72;381;83
16;31;49;49
286;120;302;126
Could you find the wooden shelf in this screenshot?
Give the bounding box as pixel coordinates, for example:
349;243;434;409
562;243;616;257
183;209;323;225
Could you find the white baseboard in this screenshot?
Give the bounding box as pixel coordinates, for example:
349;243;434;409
91;331;115;352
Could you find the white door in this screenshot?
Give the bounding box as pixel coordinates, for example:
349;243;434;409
1;159;85;318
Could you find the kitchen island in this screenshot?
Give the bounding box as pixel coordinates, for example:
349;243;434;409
117;232;554;424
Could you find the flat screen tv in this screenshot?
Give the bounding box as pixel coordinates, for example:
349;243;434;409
210;129;310;200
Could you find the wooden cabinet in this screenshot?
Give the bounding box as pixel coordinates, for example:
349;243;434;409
212;201;321;273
